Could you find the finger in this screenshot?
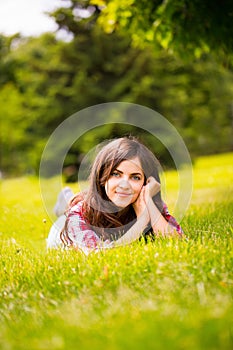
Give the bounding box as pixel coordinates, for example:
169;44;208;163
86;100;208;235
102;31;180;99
146;176;152;184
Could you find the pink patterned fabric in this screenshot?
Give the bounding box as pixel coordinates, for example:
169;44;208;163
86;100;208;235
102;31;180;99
162;202;183;236
65;203;102;253
65;201;183;253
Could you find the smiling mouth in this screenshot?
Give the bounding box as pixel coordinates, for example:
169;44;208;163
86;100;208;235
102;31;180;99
116;192;132;196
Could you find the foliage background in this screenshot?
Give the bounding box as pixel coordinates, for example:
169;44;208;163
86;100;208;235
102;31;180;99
1;0;233;178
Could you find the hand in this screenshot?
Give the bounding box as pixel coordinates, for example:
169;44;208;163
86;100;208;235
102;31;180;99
144;176;161;200
132;187;149;221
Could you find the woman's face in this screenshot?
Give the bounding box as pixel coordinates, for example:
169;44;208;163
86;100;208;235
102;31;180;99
105;157;145;208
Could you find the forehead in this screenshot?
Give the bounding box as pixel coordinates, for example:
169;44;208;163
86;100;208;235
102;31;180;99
116;157;143;174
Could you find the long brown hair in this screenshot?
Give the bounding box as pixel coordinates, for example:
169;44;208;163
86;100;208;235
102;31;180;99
62;136;163;242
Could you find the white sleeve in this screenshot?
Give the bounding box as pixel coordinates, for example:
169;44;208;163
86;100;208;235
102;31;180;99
46;215;66;249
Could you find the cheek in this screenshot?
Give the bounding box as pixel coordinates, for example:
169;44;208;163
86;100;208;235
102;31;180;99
104;181;109;196
132;182;143;196
104;179;114;197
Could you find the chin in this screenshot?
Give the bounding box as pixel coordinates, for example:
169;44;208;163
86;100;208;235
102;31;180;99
114;201;131;209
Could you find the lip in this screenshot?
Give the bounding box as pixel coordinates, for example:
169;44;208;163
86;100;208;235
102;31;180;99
115;192;132;196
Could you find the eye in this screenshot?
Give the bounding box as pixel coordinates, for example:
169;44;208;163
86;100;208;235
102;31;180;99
132;175;142;181
111;171;120;177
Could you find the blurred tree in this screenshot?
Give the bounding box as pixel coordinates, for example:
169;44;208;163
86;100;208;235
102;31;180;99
0;33;76;175
1;0;233;178
0;33;21;85
91;0;233;59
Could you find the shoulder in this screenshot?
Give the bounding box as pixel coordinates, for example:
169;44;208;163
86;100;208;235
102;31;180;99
161;201;183;236
162;202;169;215
68;201;84;215
66;201;87;224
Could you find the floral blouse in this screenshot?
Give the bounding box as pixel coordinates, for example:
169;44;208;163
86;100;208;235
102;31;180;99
64;201;183;254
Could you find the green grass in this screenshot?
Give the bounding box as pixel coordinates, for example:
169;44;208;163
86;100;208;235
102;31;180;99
0;153;233;350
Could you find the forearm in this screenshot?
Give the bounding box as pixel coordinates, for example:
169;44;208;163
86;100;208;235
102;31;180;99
113;213;149;246
147;198;174;236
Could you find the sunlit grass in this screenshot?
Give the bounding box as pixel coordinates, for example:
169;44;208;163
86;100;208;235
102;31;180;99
0;153;233;350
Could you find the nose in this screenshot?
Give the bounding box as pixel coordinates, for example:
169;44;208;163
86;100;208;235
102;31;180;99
118;177;130;189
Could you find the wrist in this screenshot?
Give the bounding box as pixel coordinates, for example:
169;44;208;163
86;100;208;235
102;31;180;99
146;196;156;210
137;208;150;224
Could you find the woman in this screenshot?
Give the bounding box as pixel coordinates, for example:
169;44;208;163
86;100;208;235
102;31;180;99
47;137;183;254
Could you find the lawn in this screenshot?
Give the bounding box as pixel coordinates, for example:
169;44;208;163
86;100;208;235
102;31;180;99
0;152;233;350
